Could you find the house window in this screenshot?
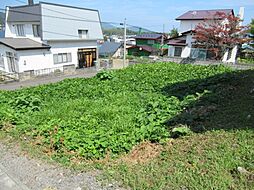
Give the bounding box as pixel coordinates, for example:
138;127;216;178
174;47;183;57
32;24;40;37
227;48;233;60
53;53;72;64
78;30;88;39
15;24;25;36
0;55;4;69
147;40;155;45
6;52;18;72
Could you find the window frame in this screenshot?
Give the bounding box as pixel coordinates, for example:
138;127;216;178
147;40;155;45
15;24;25;36
78;29;88;39
6;51;18;72
53;53;72;64
174;47;183;57
32;24;40;37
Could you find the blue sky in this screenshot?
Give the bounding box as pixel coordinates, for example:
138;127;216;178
1;0;254;32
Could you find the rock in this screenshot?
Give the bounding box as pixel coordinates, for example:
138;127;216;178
108;183;114;187
237;167;250;174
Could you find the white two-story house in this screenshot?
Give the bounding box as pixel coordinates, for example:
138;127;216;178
167;8;244;63
0;1;103;74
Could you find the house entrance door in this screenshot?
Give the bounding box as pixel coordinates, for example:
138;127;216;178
78;48;96;68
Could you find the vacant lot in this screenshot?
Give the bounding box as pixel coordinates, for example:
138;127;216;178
0;62;253;189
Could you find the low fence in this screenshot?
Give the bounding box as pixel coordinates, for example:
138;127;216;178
18;64;76;81
1;59;130;83
100;59;129;70
0;70;19;83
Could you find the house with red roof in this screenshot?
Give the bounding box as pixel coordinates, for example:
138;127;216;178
167;8;244;63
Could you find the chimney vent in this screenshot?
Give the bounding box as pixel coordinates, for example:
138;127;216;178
28;0;34;5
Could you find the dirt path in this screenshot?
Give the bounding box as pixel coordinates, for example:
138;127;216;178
0;141;125;190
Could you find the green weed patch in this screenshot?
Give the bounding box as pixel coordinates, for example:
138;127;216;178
0;62;242;160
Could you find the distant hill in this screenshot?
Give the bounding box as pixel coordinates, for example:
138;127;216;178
101;22;154;36
0;12;5;23
0;12;5;32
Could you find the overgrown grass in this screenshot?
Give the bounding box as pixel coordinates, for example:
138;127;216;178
0;63;232;160
104;130;254;190
0;62;254;189
238;58;254;64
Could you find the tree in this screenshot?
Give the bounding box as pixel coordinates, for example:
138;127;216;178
194;11;248;60
250;19;254;35
169;28;179;38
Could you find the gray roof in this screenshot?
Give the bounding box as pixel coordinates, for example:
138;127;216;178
99;42;122;56
135;34;162;40
176;9;234;20
0;38;51;50
7;1;99;23
7;4;41;22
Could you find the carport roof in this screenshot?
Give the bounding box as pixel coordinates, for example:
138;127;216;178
0;38;51;50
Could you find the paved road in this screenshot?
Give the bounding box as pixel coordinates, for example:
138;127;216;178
0;163;30;190
0;71;98;91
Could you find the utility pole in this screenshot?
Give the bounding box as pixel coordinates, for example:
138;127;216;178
160;24;165;56
123;18;127;68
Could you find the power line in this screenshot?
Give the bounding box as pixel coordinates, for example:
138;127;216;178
8;0;159;33
14;0;26;4
40;6;156;33
43;30;80;38
0;7;157;34
42;7;121;26
0;8;119;25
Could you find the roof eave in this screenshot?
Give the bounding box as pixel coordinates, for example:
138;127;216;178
16;46;51;51
39;1;99;12
167;43;187;46
135;38;161;40
0;42;51;51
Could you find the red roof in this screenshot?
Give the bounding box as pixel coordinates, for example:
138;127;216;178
176;9;234;20
167;39;187;46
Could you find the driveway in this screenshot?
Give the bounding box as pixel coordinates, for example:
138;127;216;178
0;71;98;91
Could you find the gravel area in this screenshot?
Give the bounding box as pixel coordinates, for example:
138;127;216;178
0;141;126;190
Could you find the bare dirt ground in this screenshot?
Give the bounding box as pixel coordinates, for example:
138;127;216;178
0;140;125;190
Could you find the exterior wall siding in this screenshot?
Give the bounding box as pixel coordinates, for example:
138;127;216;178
0;44;16;72
136;39;161;48
48;40;98;68
40;3;103;41
17;49;52;72
5;22;42;42
179;20;214;33
128;48;150;56
0;41;98;73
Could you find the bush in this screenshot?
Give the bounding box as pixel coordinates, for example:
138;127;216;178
96;70;115;81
